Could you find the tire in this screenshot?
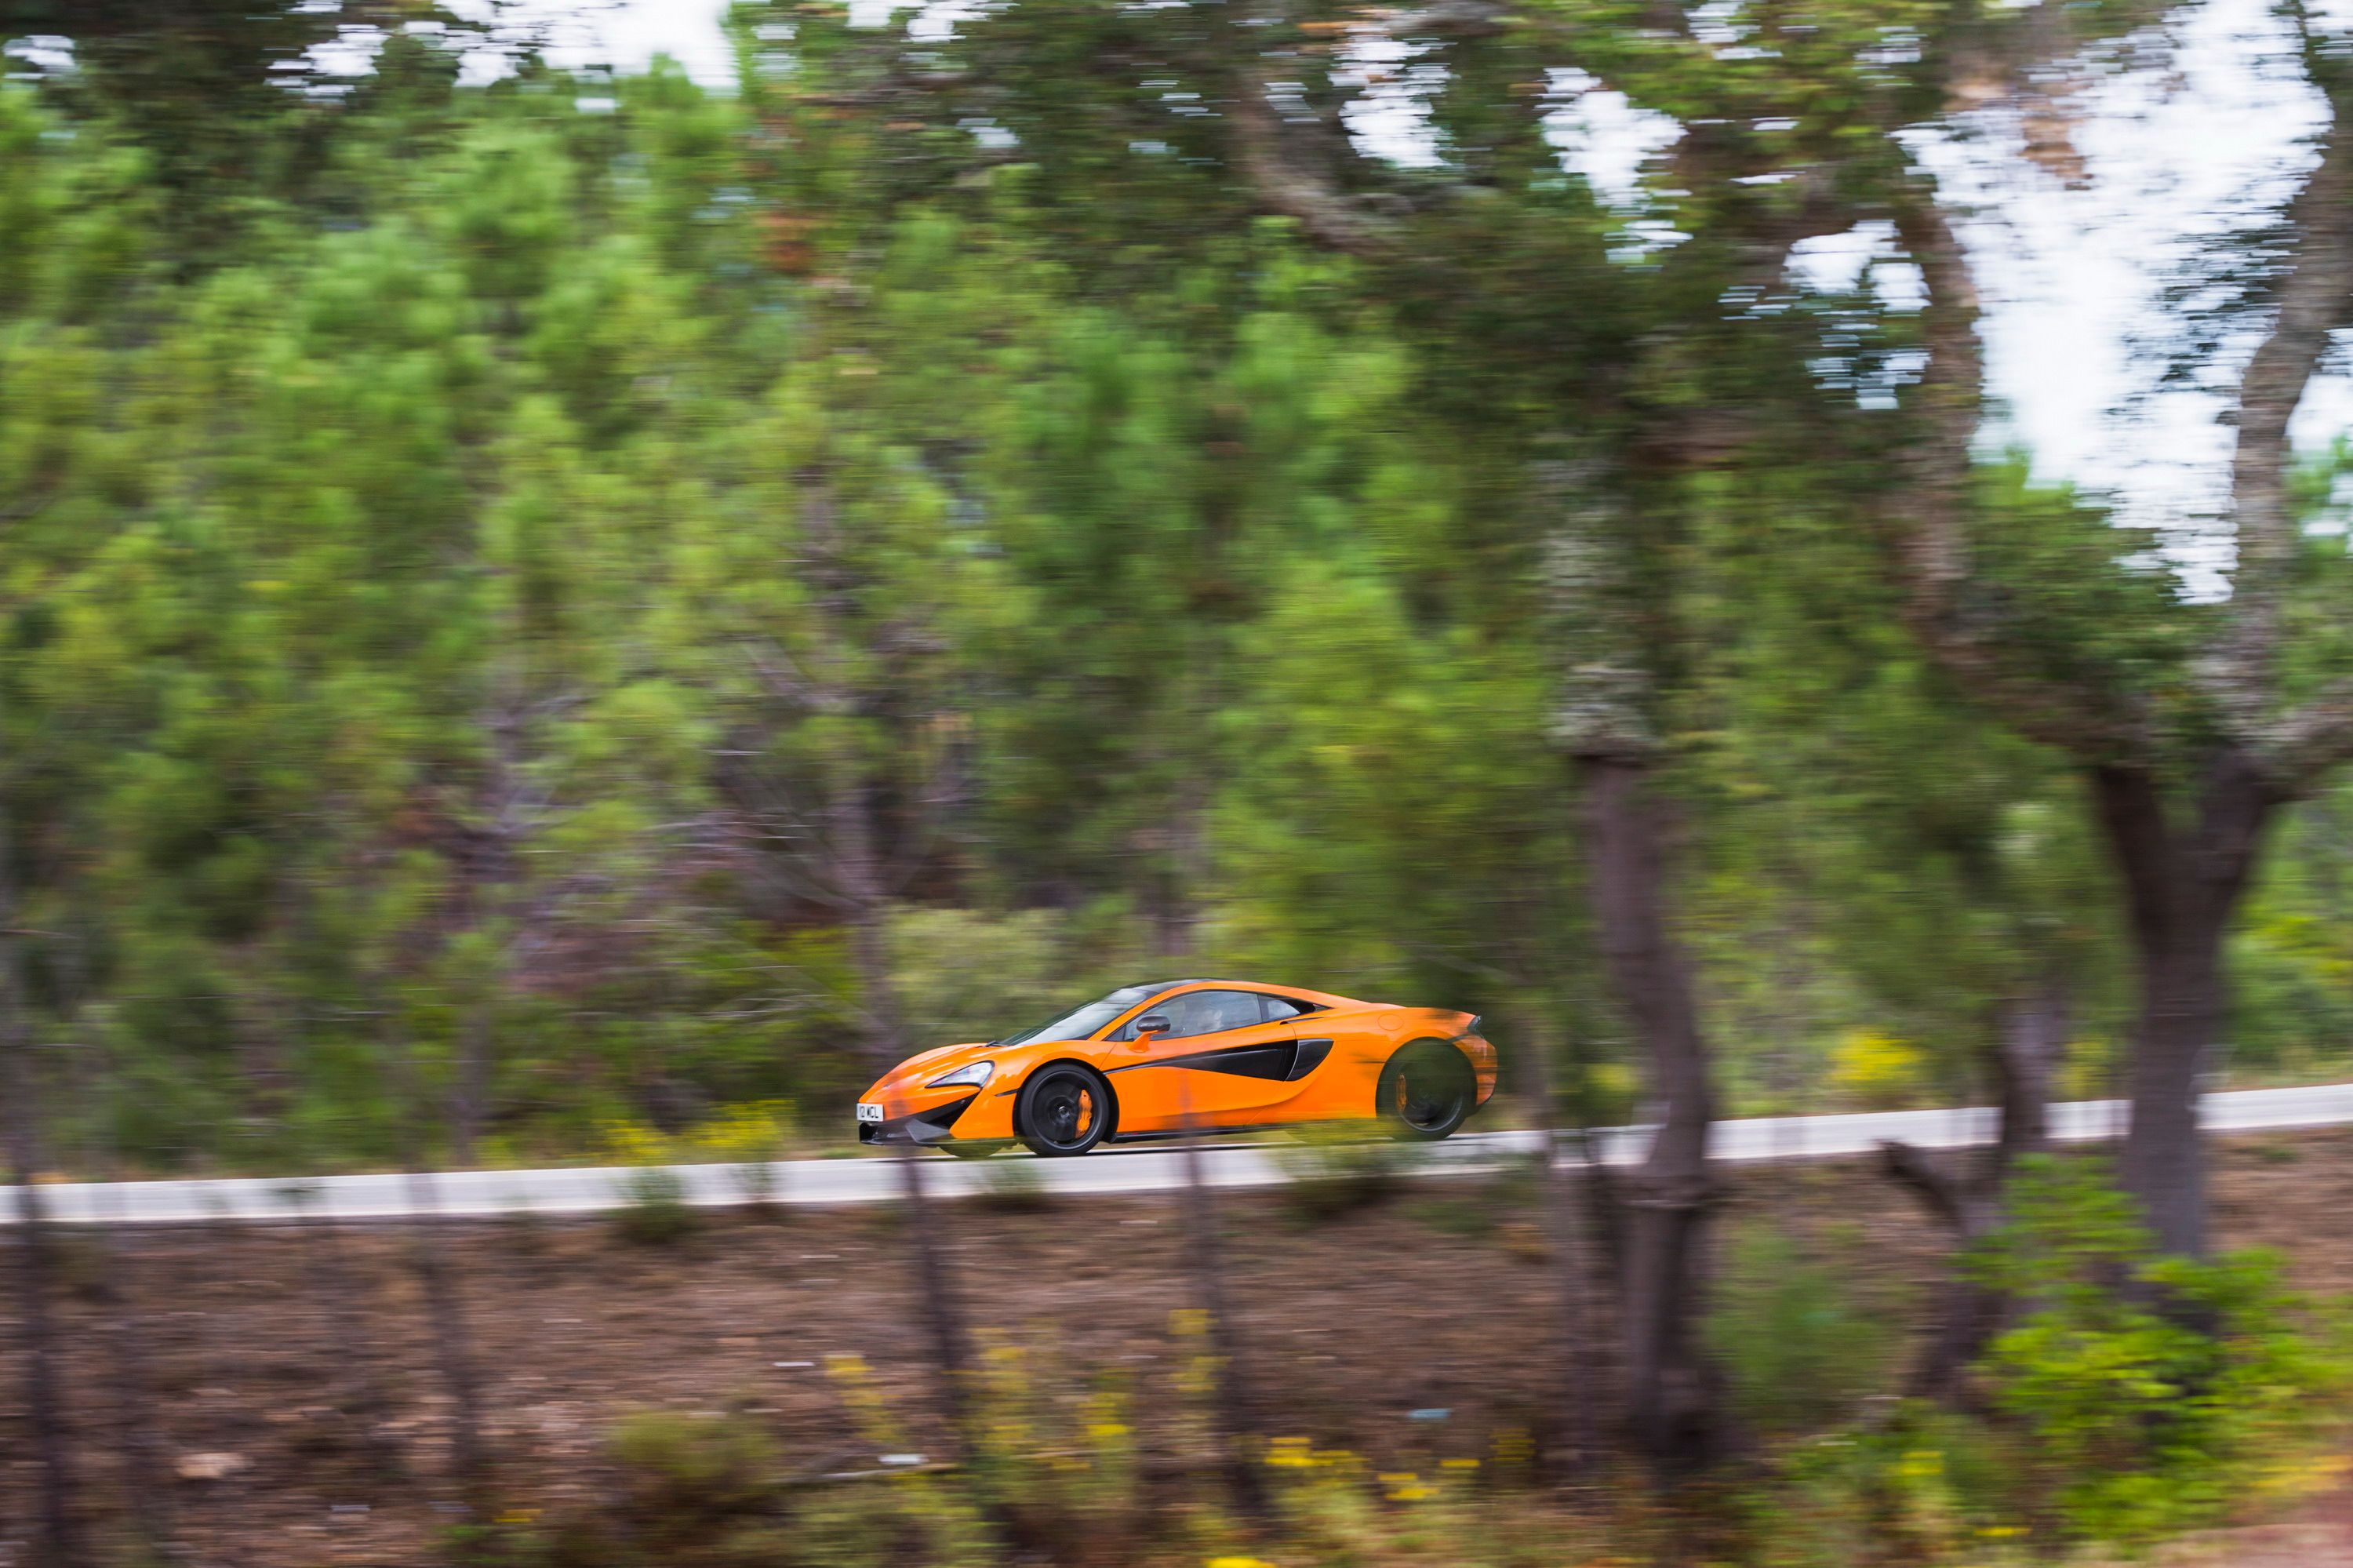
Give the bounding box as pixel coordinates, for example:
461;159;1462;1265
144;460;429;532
1377;1039;1476;1141
937;1141;1009;1159
1014;1063;1115;1157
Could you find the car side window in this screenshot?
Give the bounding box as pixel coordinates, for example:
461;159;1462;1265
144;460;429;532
1155;989;1265;1039
1260;995;1311;1022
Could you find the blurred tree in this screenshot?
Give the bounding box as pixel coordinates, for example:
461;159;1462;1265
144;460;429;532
5;0;2351;1348
0;871;82;1568
1890;38;2353;1257
0;2;473;261
715;0;2202;1472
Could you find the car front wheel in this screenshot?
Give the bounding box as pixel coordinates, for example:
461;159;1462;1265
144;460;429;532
1015;1064;1114;1156
1377;1039;1476;1141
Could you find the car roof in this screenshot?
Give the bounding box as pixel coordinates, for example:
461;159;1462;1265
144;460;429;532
1123;978;1372;1009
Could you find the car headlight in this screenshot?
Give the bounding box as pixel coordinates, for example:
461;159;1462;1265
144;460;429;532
926;1059;995;1090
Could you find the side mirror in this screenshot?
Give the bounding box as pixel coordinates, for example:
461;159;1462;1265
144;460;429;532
1133;1013;1171;1039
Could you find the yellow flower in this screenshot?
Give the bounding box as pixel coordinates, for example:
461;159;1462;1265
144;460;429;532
1895;1447;1944;1481
2258;1451;2351;1497
1827;1029;1926;1108
600;1117;671;1166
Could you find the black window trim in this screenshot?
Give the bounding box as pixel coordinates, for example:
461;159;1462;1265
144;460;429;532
1097;983;1327;1042
1105;985;1260;1042
1096;984;1186;1042
1255;991;1324;1023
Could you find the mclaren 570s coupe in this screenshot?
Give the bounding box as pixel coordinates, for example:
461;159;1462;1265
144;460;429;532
855;979;1497;1158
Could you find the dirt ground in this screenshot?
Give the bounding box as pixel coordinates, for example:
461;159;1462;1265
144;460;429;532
6;1130;2353;1566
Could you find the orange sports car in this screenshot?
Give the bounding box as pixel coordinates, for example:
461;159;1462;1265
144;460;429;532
854;979;1497;1157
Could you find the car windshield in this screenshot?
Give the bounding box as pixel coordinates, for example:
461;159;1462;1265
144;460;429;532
994;984;1166;1047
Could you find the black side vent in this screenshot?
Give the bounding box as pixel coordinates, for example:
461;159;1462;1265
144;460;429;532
1286;1039;1333;1080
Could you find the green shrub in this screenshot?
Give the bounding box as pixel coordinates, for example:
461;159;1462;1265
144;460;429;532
1966;1155;2351;1545
611;1167;698;1247
1767;1404;2015;1566
971;1157;1053;1213
1406;1153;1537;1239
729;1159;782;1218
1273;1123;1412;1223
606;1410;780;1519
1707;1222;1904;1434
1748;1160;2351;1563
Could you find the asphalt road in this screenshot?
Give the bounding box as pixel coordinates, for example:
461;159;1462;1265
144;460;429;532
9;1082;2351;1226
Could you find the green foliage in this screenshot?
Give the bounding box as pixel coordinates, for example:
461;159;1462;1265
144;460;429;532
607;1410;780;1516
1765;1404;2020;1566
1747;1162;2351;1561
2230;786;2353;1079
967;1157;1053;1213
1406;1151;1540;1241
573;1411;795;1566
611;1168;698;1248
1273;1124;1413;1224
887;907;1137;1050
1967;1156;2351;1544
5;0;2352;1187
1708;1223;1906;1434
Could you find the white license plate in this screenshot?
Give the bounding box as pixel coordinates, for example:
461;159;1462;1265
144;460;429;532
856;1103;885;1123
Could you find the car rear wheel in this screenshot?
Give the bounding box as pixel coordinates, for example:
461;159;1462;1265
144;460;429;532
1377;1039;1476;1141
1015;1064;1114;1157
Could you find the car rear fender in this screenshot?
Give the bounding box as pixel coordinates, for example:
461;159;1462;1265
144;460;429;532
1378;1011;1497;1107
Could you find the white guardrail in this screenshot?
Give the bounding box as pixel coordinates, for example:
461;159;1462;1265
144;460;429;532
6;1082;2351;1226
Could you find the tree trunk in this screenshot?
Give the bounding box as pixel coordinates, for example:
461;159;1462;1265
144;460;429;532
400;1166;489;1512
453;671;533;1170
285;1181;405;1478
381;1012;490;1512
889;1148;979;1430
1880;980;2068;1397
1578;752;1726;1473
94;1231;175;1559
2094;759;2272;1257
1175;1076;1268;1520
1509;1020;1598;1476
83;1148;175;1555
2118;933;2225;1257
2;1053;82;1568
450;1000;493;1169
0;828;82;1568
837;787;984;1459
1152;788;1208;965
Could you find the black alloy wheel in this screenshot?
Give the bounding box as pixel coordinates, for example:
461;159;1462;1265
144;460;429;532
1376;1039;1476;1141
1015;1064;1114;1157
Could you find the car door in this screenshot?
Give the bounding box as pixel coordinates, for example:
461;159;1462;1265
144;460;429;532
1104;988;1317;1132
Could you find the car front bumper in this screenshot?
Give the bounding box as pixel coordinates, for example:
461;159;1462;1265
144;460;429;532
856;1092;980;1147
